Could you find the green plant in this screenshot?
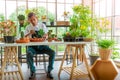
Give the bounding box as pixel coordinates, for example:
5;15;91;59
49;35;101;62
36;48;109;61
48;13;55;22
96;39;115;49
0;20;16;36
17;14;25;20
38;29;45;37
21;31;24;38
69;4;93;38
111;48;120;59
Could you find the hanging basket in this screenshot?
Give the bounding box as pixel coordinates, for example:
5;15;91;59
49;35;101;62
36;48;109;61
99;48;112;60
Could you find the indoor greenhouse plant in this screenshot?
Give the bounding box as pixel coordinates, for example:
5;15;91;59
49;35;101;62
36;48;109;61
96;39;115;60
17;14;25;26
69;4;95;41
48;13;55;26
0;20;16;43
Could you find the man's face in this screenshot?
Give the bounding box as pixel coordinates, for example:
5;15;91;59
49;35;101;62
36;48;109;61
28;16;38;26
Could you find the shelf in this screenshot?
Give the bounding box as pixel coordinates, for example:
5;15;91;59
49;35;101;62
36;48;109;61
62;66;89;78
46;25;70;27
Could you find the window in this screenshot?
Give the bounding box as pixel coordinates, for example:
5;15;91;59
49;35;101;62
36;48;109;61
0;0;82;55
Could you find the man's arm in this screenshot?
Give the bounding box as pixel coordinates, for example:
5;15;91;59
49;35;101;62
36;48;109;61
25;30;35;37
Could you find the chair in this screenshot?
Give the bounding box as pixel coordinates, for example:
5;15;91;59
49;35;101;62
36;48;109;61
18;46;47;73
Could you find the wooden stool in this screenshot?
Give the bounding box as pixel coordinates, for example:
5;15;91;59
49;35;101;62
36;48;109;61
1;46;24;80
58;44;92;80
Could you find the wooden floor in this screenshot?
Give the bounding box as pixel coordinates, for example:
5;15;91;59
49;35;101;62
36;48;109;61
1;60;120;80
19;61;120;80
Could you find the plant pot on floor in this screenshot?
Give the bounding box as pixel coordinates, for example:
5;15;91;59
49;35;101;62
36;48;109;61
4;36;15;43
89;55;99;65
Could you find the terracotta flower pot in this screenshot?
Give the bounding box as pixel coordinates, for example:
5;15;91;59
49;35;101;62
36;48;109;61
99;48;112;60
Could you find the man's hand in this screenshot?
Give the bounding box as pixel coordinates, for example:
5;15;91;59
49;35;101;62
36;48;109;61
25;30;36;37
30;30;36;34
42;34;48;39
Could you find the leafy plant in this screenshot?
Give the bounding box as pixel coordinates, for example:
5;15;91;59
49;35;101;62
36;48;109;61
96;39;115;49
0;20;16;36
111;48;120;59
48;13;55;22
38;29;45;37
69;4;92;38
17;14;25;20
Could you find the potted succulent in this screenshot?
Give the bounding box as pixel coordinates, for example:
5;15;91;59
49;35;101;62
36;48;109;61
0;20;16;43
16;31;29;43
96;39;115;60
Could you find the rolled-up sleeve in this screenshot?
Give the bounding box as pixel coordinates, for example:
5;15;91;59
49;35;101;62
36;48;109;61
41;23;48;34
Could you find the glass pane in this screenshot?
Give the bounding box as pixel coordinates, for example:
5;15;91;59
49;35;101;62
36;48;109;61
84;0;92;6
115;0;120;15
74;0;82;4
57;0;64;3
106;17;112;36
94;2;99;16
37;3;47;20
18;1;26;15
48;3;56;24
6;1;17;20
107;0;112;16
100;0;106;17
48;0;55;2
28;2;36;8
37;3;46;8
0;0;5;21
115;16;120;36
66;4;73;21
66;4;73;13
57;4;65;21
37;0;46;2
66;0;73;3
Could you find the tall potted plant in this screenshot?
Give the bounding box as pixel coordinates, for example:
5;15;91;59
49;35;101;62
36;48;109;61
96;39;115;60
69;4;95;41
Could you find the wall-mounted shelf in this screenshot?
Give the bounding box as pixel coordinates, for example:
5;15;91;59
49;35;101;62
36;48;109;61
46;25;70;27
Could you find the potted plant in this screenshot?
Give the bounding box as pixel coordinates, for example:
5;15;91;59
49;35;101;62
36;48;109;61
96;39;115;60
89;53;99;65
68;4;94;41
17;14;25;26
0;20;16;43
16;31;30;43
48;13;55;26
62;31;75;42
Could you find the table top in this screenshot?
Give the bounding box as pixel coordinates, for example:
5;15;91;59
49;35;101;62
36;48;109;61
0;41;92;47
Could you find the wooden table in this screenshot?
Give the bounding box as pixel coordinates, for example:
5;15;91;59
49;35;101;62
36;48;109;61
58;43;93;80
0;41;92;80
